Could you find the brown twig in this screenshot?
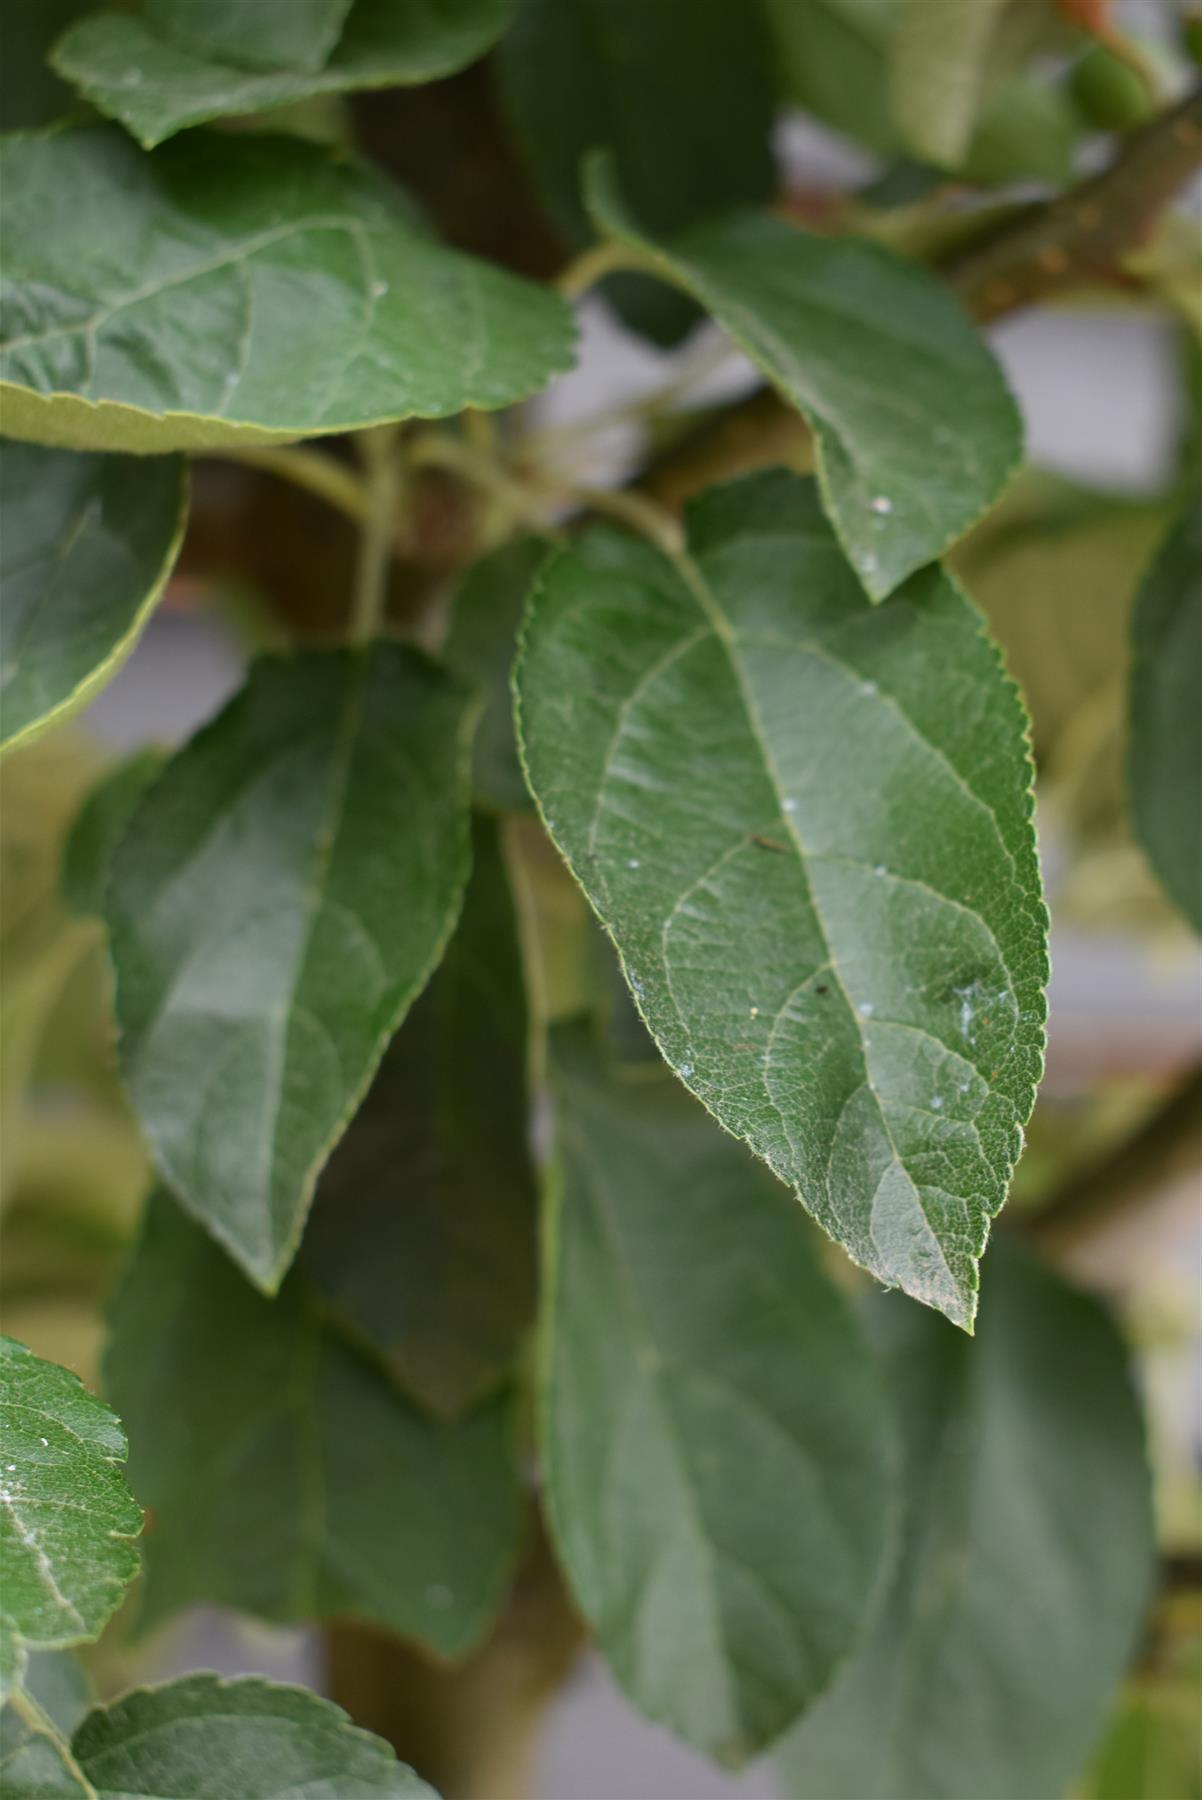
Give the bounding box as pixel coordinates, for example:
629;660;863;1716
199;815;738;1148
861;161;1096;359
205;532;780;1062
949;87;1202;320
638;89;1202;506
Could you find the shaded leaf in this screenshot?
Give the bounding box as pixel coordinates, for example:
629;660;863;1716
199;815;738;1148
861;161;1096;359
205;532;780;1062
778;1241;1155;1800
61;750;165;918
55;0;512;149
587;158;1022;598
0;445;185;753
145;0;354;71
107;1195;524;1659
516;471;1047;1328
106;642;476;1291
1129;504;1202;934
543;1026;895;1764
302;815;538;1418
891;0;1008;167
759;0;899;154
497;0;775;344
0;1338;141;1697
0;128;576;453
73;1674;439;1797
444;537;545;814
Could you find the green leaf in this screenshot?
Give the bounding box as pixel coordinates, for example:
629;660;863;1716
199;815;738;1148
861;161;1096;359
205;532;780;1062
302;814;538;1418
105;642;476;1291
777;1241;1155;1800
543;1025;895;1766
516;471;1047;1329
497;0;776;344
73;1674;439;1798
0;128;576;454
61;750;165;918
146;0;354;71
0;1338;142;1697
54;0;512;150
759;0;899;155
444;537;545;814
0;1698;91;1799
586;158;1022;599
891;0;1007;167
0;445;185;754
107;1195;525;1658
1128;504;1202;934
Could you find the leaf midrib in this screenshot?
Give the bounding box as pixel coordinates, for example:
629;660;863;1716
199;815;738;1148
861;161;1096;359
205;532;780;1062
668;545;958;1292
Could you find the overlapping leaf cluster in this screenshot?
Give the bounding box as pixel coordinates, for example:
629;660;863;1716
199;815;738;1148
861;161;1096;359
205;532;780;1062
1;0;1192;1793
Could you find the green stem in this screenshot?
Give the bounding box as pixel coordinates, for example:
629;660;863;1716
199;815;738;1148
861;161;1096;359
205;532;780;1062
350;429;401;644
217;444;370;525
555;239;645;300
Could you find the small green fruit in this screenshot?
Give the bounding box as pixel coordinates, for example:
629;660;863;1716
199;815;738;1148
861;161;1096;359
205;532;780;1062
1069;44;1154;131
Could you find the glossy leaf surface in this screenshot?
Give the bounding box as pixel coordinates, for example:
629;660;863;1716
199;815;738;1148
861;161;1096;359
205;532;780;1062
542;1026;895;1765
0;129;576;453
588;158;1022;599
0;445;185;753
779;1243;1155;1800
303;815;538;1418
55;0;512;148
0;1339;141;1697
106;642;476;1290
1129;504;1202;933
107;1196;524;1659
517;473;1047;1328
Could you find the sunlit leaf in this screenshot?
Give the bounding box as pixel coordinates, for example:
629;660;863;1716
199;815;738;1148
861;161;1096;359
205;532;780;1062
106;643;476;1290
517;471;1047;1327
0;128;576;453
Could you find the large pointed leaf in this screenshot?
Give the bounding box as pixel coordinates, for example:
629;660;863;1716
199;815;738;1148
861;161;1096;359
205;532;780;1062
516;472;1047;1328
107;1195;524;1659
778;1242;1155;1800
444;537;545;814
1129;504;1202;934
73;1675;439;1798
302;815;538;1418
541;1025;896;1766
498;0;775;344
106;642;476;1291
0;129;576;454
0;1339;142;1698
0;445;185;754
586;158;1022;599
54;0;512;150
